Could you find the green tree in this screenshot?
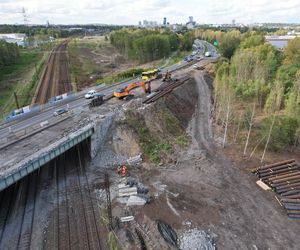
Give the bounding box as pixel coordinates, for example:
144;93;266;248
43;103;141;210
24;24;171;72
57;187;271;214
240;34;264;49
219;30;241;59
0;40;20;66
285;69;300;120
284;37;300;65
260;115;298;151
180;32;194;51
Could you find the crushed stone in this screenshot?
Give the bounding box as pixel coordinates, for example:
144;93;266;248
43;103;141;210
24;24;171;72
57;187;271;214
179;228;215;250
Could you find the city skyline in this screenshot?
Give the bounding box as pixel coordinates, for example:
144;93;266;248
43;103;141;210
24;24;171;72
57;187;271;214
0;0;300;25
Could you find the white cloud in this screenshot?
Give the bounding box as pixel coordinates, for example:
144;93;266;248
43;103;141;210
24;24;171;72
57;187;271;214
0;0;299;25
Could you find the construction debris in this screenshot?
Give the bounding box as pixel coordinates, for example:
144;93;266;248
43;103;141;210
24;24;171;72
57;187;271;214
118;186;138;197
89;95;104;108
256;180;271;191
253;159;300;218
127;195;147;206
157;220;178;248
127;154;142;166
179;228;215;250
120;216;134;222
143;76;190;104
135;228;147;250
126;178;149;194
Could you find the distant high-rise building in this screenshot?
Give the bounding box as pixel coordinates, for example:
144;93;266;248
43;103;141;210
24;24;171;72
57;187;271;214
138;21;142;26
186;16;195;30
232;19;236;26
163;17;167;26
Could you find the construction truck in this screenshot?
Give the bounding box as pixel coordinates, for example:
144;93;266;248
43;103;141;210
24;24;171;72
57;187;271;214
113;81;151;100
141;69;162;81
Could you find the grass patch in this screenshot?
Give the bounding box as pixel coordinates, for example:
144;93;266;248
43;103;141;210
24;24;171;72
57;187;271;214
68;41;87;90
0;51;37;82
168;51;191;66
125;110;175;164
175;135;189;146
157;107;183;136
157;50;191;68
68;38;114;90
107;232;119;250
96;68;144;86
0;48;49;114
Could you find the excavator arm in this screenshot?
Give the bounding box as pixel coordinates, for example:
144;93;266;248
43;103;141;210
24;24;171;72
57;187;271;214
113;81;151;99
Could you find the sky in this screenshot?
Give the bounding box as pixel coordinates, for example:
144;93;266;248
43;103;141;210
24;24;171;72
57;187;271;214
0;0;299;25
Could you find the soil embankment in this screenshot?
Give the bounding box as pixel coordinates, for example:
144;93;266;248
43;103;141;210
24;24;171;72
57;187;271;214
1;69;299;249
103;71;300;249
157;72;300;249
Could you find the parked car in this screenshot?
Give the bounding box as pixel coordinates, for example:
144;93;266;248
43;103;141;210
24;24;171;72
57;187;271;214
85;90;97;99
53;108;68;116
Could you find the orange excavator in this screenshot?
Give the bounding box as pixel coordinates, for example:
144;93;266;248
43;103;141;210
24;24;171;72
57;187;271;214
113;81;151;100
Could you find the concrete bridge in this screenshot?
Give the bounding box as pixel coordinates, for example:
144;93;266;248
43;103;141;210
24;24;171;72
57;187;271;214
0;108;115;192
0;50;219;192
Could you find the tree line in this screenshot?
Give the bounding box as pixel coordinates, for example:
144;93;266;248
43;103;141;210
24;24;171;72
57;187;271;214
109;29;194;63
0;40;20;66
211;29;300;158
0;24;123;39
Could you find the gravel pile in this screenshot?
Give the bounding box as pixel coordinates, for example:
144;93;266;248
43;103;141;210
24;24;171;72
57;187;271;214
179;228;215;250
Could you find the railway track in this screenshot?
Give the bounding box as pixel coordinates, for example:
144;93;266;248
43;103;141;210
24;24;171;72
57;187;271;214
0;140;105;249
33;40;72;104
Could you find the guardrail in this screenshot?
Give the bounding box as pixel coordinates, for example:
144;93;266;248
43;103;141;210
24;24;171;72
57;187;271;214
0;126;94;191
0;113;72;150
1;40;218;127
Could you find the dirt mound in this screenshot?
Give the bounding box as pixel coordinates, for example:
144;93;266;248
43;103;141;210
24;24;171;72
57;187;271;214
93;76;201;167
163;77;198;128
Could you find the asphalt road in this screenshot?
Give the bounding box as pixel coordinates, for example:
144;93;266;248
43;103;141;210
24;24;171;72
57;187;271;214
0;45;218;140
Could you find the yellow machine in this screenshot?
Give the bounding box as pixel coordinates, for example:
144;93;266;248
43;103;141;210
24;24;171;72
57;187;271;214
113;81;151;99
162;71;172;82
141;69;162;81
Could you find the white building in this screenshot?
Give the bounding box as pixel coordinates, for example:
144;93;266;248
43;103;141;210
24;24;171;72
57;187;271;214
0;33;27;46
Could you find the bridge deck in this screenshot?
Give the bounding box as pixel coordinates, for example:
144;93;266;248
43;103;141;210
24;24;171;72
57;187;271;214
0;112;96;191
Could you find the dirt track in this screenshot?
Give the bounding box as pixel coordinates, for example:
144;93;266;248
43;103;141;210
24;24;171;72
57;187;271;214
135;72;300;249
32;40;72;104
1;67;299;249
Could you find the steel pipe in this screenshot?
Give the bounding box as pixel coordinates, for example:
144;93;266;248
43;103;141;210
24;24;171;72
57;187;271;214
259;159;295;171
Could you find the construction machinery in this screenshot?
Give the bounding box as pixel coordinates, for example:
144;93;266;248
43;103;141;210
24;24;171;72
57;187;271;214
162;71;172;82
141;69;162;81
113;81;151;100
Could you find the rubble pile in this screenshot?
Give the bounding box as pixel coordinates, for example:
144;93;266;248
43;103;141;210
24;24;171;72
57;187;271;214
117;177;150;206
179;228;215;250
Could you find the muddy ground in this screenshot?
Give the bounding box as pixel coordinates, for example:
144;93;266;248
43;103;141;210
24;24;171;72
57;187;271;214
0;65;299;249
69;36;165;89
101;71;300;249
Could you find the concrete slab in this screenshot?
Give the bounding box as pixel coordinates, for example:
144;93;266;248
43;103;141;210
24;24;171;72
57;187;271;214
119;187;137;197
126;195;147;206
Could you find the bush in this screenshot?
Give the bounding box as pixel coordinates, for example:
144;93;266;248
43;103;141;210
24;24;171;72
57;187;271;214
125;110;174;164
0;40;20;66
260;115;298;151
